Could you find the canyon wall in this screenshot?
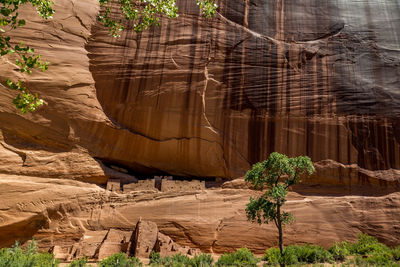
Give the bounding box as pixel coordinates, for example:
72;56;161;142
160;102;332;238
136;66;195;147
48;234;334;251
88;0;400;183
0;0;399;255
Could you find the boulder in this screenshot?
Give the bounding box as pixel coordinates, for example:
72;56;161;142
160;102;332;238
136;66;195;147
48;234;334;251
97;229;131;260
155;232;201;257
133;220;158;258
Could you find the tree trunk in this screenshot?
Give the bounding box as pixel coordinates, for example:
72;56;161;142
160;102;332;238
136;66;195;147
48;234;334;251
277;203;285;267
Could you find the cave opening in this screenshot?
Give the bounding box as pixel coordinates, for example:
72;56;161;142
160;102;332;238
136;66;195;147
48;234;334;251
96;158;226;190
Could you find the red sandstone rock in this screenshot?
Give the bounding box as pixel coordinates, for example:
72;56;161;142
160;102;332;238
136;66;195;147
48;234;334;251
97;229;131;260
0;0;398;256
0;0;398;187
156;232;201;257
1;175;399;255
133;220;158;258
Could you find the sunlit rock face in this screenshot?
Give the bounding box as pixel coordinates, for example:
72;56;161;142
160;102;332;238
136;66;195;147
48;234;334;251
0;0;398;183
88;0;400;182
0;0;399;254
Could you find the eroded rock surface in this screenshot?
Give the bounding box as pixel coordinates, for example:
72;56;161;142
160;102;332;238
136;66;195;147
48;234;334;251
133;220;158;258
0;0;399;255
88;0;400;182
0;175;399;257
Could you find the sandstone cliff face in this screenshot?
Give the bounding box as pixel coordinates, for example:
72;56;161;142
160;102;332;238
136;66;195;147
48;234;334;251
1;175;400;255
87;0;400;182
0;0;399;184
0;0;399;255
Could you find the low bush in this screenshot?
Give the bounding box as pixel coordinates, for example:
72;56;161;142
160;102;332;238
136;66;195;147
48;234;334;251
191;253;214;267
263;244;332;265
350;254;396;267
171;253;192;265
0;241;58;267
149;252;213;267
98;252;142;267
149;252;192;267
329;242;350;261
332;233;400;266
392;246;400;261
351;233;392;257
68;257;90;267
296;244;332;263
149;251;162;264
263;247;281;265
216;247;259;267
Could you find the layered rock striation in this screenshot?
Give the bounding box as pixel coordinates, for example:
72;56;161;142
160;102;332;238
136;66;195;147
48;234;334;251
0;175;399;256
0;0;399;255
88;0;400;183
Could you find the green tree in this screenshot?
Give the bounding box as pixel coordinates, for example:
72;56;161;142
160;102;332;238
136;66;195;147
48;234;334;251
0;0;53;113
245;152;315;267
0;0;217;113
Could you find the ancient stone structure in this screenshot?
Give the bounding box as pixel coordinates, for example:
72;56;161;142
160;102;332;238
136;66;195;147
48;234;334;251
0;0;399;256
112;177;206;193
106;179;121;192
133;220;158;258
160;180;205;192
123;179;157;192
49;219;197;261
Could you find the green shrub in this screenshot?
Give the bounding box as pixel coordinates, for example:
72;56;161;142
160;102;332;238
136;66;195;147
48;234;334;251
335;234;400;266
329;242;350;261
280;246;298;265
68;257;90;267
285;244;333;263
392;246;400;261
149;252;213;267
171;253;192;264
0;241;59;267
351;254;397;267
216;247;259;267
149;251;161;264
352;233;392;257
263;247;281;265
297;244;332;263
263;245;333;265
191;253;214;267
149;252;191;267
98;252;142;267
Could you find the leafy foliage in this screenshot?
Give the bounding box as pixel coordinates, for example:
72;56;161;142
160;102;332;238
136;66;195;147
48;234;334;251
98;252;142;267
98;0;217;37
263;234;400;266
350;254;396;267
0;0;52;113
245;152;314;225
196;0;217;18
0;240;59;267
215;248;259;267
351;233;393;257
1;0;217;113
149;253;191;267
149;251;162;264
263;247;281;265
191;253;214;267
245;152;315;265
263;245;333;265
393;246;400;261
149;252;213;267
68;257;90;267
284;244;333;264
0;236;399;267
344;234;400;266
328;242;350;261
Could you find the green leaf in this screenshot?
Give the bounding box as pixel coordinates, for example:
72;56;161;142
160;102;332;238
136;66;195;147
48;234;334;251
18;19;25;26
